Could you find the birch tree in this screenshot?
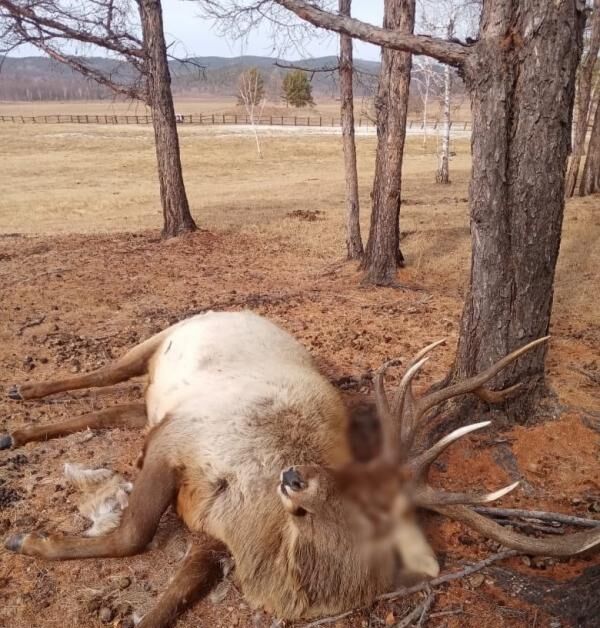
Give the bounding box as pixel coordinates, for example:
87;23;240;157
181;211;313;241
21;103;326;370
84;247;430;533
412;56;443;149
418;0;479;184
238;67;267;158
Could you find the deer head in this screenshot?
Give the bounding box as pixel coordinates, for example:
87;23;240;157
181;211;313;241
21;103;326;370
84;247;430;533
274;336;600;605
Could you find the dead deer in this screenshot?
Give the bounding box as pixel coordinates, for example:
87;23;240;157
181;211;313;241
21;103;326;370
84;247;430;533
2;311;599;628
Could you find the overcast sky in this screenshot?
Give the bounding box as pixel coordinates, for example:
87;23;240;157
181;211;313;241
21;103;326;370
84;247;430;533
12;0;385;61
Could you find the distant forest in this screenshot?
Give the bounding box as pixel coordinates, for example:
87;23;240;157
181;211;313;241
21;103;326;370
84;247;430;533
0;55;383;102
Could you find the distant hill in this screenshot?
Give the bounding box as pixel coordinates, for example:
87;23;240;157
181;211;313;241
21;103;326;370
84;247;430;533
0;54;381;102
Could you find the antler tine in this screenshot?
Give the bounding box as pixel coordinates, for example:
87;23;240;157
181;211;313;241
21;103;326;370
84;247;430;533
413;336;550;420
403;338;448;373
408;421;491;480
407;421;519;508
406;422;522;509
391;356;430;457
392;339;447;457
373;358;403;461
373;358;403;421
430;504;600;557
391;356;431;416
414;482;520;507
375;340;446;462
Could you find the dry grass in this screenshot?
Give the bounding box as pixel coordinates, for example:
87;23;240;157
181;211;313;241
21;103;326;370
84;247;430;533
0;97;353;117
0;118;597;327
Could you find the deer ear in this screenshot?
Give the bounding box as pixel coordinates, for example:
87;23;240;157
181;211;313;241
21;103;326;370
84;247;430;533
394;522;440;579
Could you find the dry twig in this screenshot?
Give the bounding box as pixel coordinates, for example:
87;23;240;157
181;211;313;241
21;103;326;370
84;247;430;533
415;591;435;628
300;551;516;628
17;315;46;335
377;550;518;602
395;592;433;628
473;507;600;528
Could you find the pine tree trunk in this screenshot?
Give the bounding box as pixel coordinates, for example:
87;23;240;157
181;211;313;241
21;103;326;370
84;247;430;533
339;0;363;260
138;0;197;239
447;0;585;422
579;91;600;196
360;0;415;285
565;0;600;198
436;62;451;184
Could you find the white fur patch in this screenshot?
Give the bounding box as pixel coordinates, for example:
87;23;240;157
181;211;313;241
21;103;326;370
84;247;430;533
64;462;132;537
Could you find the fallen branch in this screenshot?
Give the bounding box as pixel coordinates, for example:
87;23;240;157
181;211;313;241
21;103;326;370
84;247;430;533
300;609;354;628
473;507;600;529
415;591;435;628
17;315;46;335
5;268;68;287
491;519;566;536
378;550;517;602
429;607;464;619
300;550;516;628
395;591;434;628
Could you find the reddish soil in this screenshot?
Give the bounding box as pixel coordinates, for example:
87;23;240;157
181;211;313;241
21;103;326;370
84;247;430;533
0;229;598;628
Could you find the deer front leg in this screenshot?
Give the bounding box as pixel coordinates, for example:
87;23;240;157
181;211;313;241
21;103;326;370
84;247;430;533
0;402;147;450
137;537;228;628
5;451;175;559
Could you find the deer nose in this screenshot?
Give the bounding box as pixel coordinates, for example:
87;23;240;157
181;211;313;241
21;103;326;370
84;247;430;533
282;467;306;491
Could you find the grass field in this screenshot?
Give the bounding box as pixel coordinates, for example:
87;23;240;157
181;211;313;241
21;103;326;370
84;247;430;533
0;106;598;628
0;97;355;117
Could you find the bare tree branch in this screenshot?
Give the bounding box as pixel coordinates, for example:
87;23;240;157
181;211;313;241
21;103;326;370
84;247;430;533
272;0;470;66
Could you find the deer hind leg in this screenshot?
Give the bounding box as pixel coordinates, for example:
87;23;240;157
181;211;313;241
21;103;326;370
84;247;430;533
5;444;175;560
0;402;147;450
137;537;227;628
9;326;172;400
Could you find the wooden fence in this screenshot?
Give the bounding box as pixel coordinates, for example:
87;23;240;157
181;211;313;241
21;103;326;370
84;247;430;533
0;113;474;130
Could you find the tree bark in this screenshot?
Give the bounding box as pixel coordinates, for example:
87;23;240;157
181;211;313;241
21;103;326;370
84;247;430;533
448;1;585;421
138;0;197;239
579;90;600;196
360;0;415;285
339;0;363;260
565;0;600;198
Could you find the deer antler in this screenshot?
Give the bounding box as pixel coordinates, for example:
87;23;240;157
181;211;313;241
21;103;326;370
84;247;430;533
376;337;600;556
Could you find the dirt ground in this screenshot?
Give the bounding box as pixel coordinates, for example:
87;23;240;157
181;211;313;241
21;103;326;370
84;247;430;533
0;120;599;628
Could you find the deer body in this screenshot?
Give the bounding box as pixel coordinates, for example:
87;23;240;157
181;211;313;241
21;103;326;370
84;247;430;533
3;311;599;628
142;311;386;618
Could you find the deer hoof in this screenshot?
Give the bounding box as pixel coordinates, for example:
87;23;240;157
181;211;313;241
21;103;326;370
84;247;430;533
5;533;25;553
0;434;13;450
7;385;23;401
